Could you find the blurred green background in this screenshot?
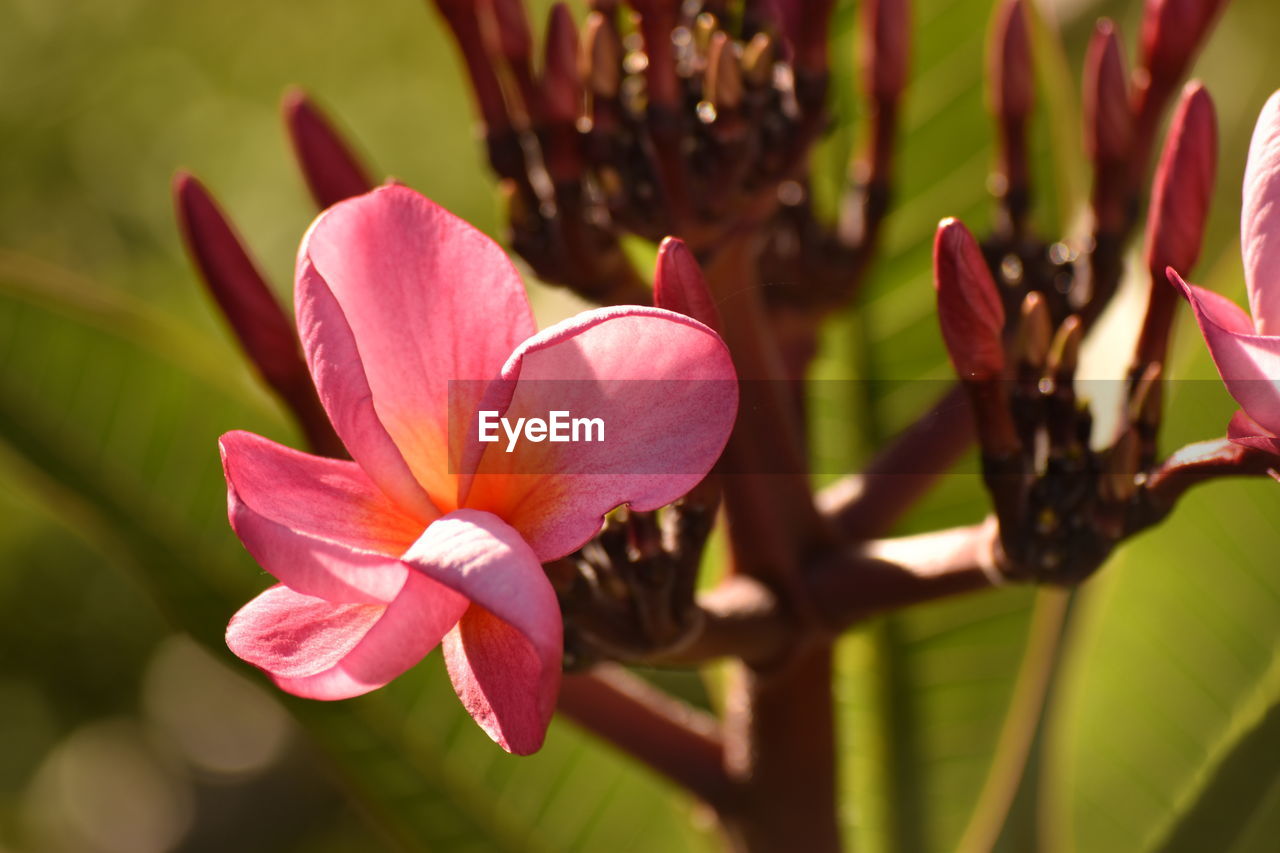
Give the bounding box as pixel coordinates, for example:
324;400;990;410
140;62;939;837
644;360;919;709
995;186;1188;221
1;0;1278;850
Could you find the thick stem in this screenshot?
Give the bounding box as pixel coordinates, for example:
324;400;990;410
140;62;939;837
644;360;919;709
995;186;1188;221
721;648;841;852
1140;437;1277;519
700;227;839;850
699;229;830;593
646;576;791;668
642;522;1004;667
819;383;975;540
557;666;735;811
808;521;1000;633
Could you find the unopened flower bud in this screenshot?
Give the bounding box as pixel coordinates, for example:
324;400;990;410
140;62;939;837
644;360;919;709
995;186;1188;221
1016;292;1052;371
630;0;680;109
654;237;722;332
742;32;776;89
500;178;538;233
1145;82;1217;278
1140;0;1226;88
706;33;744;113
490;0;534;66
791;0;836;78
989;0;1034;123
173;173;340;456
1083;20;1133;165
863;0;910;102
582;11;622;99
694;13;718;57
542;3;583;124
282;89;374;210
173;173;300;384
1048;315;1082;379
933;218;1006;381
1102;427;1141;503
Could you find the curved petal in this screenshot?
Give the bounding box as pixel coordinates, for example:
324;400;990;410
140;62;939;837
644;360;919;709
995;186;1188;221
1169;268;1256;335
402;510;562;755
1227;409;1280;455
226;574;467;700
459;307;738;561
1242;90;1280;333
299;185;536;511
296;260;441;520
220;430;426;604
1174;270;1280;435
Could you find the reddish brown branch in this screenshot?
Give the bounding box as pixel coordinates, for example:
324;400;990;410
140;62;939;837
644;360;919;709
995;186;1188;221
721;648;839;852
701;230;830;593
808;521;1001;633
819;384;975;540
1142;438;1277;517
646;576;791;668
557;665;734;811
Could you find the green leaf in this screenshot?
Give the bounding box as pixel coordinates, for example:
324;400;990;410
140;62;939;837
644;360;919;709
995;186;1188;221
1043;476;1280;853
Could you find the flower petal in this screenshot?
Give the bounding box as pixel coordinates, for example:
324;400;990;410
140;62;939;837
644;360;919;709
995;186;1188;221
1169;267;1256;335
401;510;562;754
221;430;428;603
1227;409;1280;455
296;260;441;520
226;575;467;700
1242;90;1280;333
1173;269;1280;435
299;185;536;511
460;307;738;561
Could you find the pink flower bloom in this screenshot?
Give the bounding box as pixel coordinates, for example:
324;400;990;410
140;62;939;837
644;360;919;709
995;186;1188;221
1171;90;1280;455
221;185;738;754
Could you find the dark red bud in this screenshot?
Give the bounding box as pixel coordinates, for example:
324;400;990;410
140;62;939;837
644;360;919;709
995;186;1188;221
489;0;533;65
742;32;776;89
542;3;583;124
1140;0;1226;87
989;0;1034;122
706;32;744;112
282;89;374;210
631;0;680;109
863;0;910;102
429;0;512;131
581;11;621;99
654;237;722;332
1145;82;1217;278
173;173;301;386
173;173;342;457
792;0;836;78
1083;20;1133;165
934;218;1006;381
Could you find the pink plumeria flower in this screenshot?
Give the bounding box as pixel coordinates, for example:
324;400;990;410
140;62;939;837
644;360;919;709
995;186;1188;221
1172;89;1280;455
221;185;737;754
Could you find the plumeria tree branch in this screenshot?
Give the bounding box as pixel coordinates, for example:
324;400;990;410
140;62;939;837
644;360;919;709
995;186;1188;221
170;1;1275;850
557;666;734;811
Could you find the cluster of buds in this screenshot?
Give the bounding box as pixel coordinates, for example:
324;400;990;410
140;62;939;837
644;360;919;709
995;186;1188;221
939;0;1231;582
432;0;907;319
549;502;714;668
